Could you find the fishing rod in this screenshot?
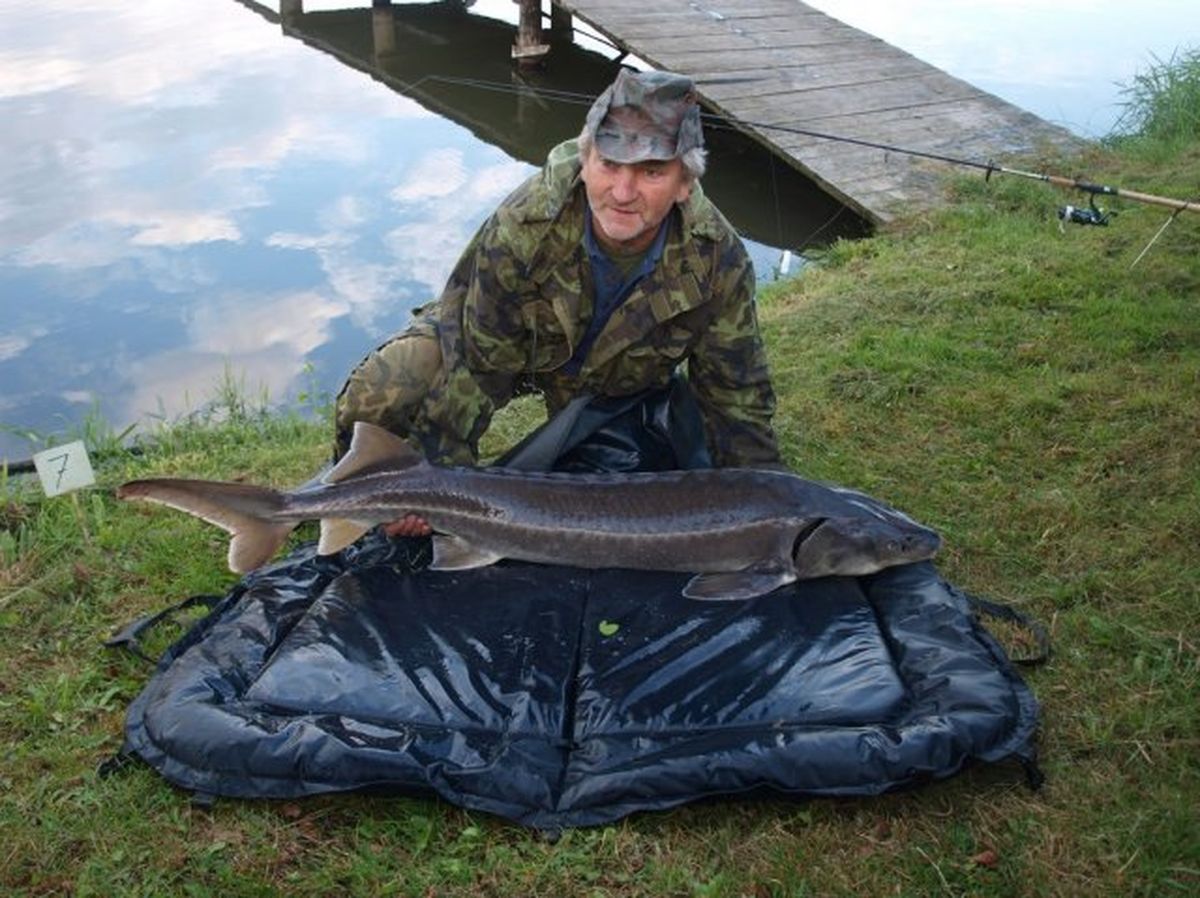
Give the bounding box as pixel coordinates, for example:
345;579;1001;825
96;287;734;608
720;114;1199;217
727;113;1196;266
757;116;1199;241
984;164;1198;214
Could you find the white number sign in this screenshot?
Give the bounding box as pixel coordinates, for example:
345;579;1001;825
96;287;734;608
32;440;96;497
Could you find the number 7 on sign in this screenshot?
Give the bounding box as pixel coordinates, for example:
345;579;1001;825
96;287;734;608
32;441;96;497
48;452;70;490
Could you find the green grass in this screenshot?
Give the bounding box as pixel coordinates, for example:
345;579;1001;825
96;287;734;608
4;72;1200;898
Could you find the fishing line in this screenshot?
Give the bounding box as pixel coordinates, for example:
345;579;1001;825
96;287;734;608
763;145;851;268
767;145;784;247
416;75;1200;222
412;73;849;256
797;204;851;254
1130;208;1183;269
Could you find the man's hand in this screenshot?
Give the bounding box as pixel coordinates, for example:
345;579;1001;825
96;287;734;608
383;514;432;538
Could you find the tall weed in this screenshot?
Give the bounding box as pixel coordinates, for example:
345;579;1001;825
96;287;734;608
1110;46;1200;152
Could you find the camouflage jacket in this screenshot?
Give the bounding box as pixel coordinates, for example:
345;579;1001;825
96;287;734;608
410;139;780;467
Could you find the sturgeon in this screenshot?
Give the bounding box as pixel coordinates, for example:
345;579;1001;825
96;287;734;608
116;421;940;601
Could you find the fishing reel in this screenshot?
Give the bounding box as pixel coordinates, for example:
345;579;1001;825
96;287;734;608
1057;195;1111;228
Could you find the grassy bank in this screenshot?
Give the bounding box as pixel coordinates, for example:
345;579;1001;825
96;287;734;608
4;84;1199;898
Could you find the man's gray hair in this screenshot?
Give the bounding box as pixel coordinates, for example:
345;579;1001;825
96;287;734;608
577;124;708;181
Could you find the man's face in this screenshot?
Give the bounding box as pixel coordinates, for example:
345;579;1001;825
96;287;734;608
579;146;692;254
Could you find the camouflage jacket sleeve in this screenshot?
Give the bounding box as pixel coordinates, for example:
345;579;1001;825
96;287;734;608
406;142;582;465
687;233;782;469
408;205;538;465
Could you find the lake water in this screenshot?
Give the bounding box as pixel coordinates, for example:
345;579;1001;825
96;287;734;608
0;0;1192;463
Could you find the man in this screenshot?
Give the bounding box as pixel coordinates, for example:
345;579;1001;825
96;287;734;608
334;69;782;535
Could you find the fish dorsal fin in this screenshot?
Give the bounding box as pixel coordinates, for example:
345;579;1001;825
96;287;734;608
326;422;425;484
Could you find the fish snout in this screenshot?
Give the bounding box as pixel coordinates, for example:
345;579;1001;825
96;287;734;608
889;528;942;564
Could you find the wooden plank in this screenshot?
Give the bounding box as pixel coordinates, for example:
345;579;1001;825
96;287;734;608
643;41;901;75
623;33;888;60
613;26;874;51
770;99;1057;153
693;0;815;15
701;57;941;103
780;119;1028;161
702;14;858;39
596;14;862;42
573;0;804;17
693;41;896;77
709;74;982;124
602;31;761;53
560;4;827;41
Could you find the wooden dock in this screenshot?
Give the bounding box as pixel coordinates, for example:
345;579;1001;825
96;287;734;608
554;0;1083;223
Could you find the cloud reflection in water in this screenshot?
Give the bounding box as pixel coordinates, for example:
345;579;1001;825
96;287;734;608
0;0;534;459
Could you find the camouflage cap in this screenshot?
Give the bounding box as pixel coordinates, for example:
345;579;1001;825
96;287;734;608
585;69;704;163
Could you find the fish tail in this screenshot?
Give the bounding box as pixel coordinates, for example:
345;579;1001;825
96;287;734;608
116;478;296;573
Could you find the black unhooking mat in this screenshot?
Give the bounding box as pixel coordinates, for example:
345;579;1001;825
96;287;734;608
113;385;1042;829
117;542;1041;828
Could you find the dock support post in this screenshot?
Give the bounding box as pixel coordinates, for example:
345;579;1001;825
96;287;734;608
372;0;396;58
512;0;550;69
280;0;303;21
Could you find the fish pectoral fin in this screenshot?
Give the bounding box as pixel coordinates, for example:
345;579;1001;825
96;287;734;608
429;534;504;571
318;518;373;556
682;567;797;602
